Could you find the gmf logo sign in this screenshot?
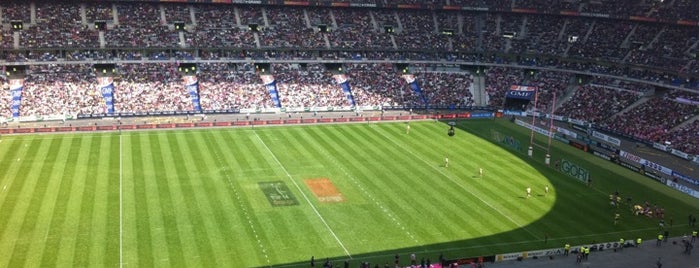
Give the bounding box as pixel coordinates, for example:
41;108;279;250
561;159;589;183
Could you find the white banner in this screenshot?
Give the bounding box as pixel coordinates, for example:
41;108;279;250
592;130;621;146
555;126;578;139
620;150;673;175
515;119;552;137
495;252;524;262
496;241;621;262
568;118;586;126
640;159;673;175
670;149;692;160
666;180;699;199
653;143;669;151
619;150;643;163
523;248;565;259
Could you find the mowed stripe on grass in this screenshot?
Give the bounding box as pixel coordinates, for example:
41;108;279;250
0;119;696;268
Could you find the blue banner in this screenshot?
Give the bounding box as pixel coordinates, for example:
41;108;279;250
261;74;282;108
184;75;202;112
10;79;23;118
402;74;427;105
506;85;537;100
97;77;115;114
333;74;356;106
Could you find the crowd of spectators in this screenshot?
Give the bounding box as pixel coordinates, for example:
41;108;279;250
484;67;524;106
513;0;580;13
1;1;699;149
194;4;237;29
329;9;393;49
1;2;696;78
163;3;192;25
197;63;274;110
510;15;567;55
600;93;698;143
0;62;478;117
105;3;178;48
0;28;13;49
115;63;192;113
20;64;104;117
0;77;10;119
568;20;632;61
556;84;641;124
238;5;264;26
660;120;699;155
85;2;113;23
1;2;30;23
20;3;98;48
527;70;572;112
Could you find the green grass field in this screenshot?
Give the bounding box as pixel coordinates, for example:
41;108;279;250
0;119;697;267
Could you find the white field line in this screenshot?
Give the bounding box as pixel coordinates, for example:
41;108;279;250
253;131;352;259
371;125;540;239
212;146;271;265
119;134;124;268
307;132;424;250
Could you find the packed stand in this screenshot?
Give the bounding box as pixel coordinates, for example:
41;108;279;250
193;4;237;29
20;3;98;48
527;71;572;112
306;8;332;26
392;10;452;51
418;72;474;108
513;0;581;13
163;3;192;24
556;84;641;124
481;13;505;52
568;20;632;61
85;3;113;23
197;63;274;110
1;2;30;23
115;63;192;113
373;9;398;29
449;0;488;8
344;63;403;107
105;3;178;48
20;64;104;117
580;0;646;18
626;26;698;72
636;90;699;155
1;28;13;49
238;5;264;26
260;7;326;48
274;63;346;108
451;12;478;52
258;27;326;49
385;0;447;5
188;5;254;48
485;67;525;107
435;11;459;32
655;0;699;22
0;77;10;119
660;120;699;155
329;9;393;49
187;28;256;49
600;94;699;142
510;15;567;55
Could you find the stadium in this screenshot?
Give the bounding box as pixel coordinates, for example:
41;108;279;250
0;0;698;267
